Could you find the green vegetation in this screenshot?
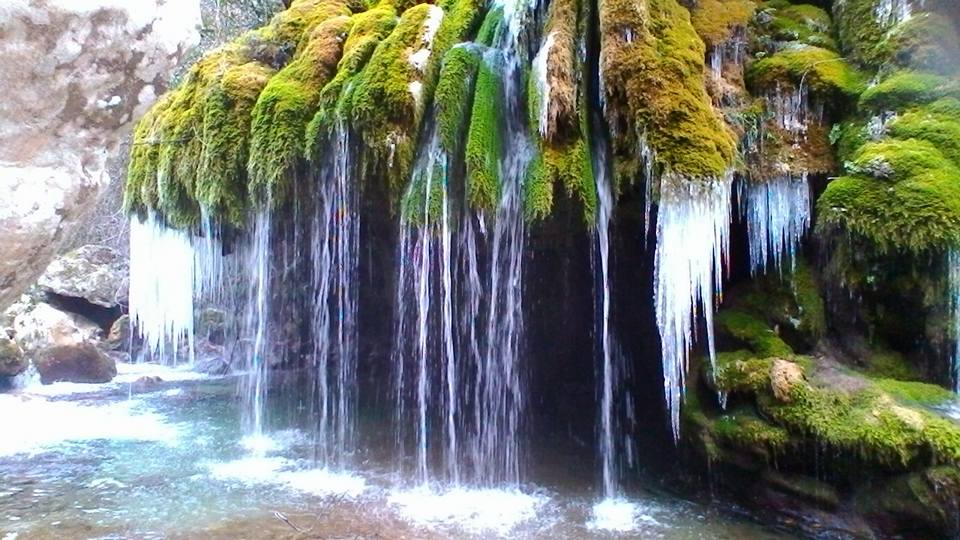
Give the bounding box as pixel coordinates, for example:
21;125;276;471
747;45;864;97
600;0;736;185
435;46;481;154
691;0;756;47
464;61;502;211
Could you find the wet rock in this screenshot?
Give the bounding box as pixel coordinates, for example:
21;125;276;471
195;343;231;375
34;343;117;384
769;359;804;402
0;0;202;312
38;245;128;308
0;336;27;378
10;302;101;355
130;375;164;392
104;314;131;351
855;466;960;538
199;308;227;346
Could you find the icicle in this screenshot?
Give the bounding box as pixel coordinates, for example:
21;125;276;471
532;31;557;137
740;174;812;276
128;213;196;365
654;173;733;441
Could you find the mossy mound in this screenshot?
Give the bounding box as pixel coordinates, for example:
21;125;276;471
818;139;960;253
859;70;960;112
600;0;736;185
751;1;837;52
746;45;864;98
691;0;756;48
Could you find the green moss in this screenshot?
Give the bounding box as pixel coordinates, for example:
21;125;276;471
196;62;276;227
717;310;794;357
818;139;960;253
464;60;502;211
713;408;791;453
887;100;960;165
525;135;596;221
752;2;837;51
435;46;481;155
419;0;486;111
859;71;960;112
691;0;756;47
305;1;399;158
348;3;438;193
761;383;960;467
792;258;827;340
747;45;865;98
863;348;919;380
247;13;352;205
713;350;774;393
401;158;448;225
124;94;170;216
833;0;895;68
830;117;870;166
475;6;503;46
875;379;955;406
882;13;960;75
600;0;736;183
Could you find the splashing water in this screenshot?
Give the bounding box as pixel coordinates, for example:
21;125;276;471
739;174;811;276
654;174;733;440
128;213;196;364
532;31;557;137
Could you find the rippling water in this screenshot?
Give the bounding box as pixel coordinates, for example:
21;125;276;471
0;364;794;539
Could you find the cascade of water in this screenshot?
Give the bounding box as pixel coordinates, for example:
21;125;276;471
311;120;359;466
128;212;196;365
394;124;460;483
654;174;732;441
594;128;631;498
739;174;811;276
950;249;960;393
241;209;272;447
875;0;912;27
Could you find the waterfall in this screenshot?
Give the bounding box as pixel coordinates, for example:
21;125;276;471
310;120;359;465
394;124;459;483
128;212;196;365
654;174;732;440
594;128;634;498
241;209;272;447
875;0;912;26
391;0;535;487
739;174;812;276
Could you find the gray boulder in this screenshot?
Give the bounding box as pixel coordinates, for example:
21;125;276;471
38;245;128;308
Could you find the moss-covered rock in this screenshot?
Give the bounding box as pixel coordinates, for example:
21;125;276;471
691;0;755;48
600;0;736;184
746;45;864;98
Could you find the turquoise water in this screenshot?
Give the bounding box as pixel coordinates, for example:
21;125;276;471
0;364;795;539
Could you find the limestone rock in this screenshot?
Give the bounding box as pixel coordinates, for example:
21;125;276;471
770;359;804;402
104;314;131;351
11;302;101;355
0;336;27;378
0;0;202;311
34;343;117;384
38;245;128;308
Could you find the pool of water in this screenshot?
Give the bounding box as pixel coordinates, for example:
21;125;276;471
0;364;796;539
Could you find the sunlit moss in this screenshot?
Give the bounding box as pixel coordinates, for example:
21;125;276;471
464;60;502;211
746;45;865;98
599;0;736;184
247;13;353;205
435;46;481;155
690;0;755;47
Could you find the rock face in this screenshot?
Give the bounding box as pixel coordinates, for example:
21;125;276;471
0;336;27;378
38;245;128;308
10;301;101;355
0;0;202;311
34;343;117;384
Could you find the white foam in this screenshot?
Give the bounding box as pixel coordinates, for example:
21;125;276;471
389;486;547;535
277;468;366;498
13;362;210;397
207;456;290;483
0;395;179;457
588;498;662;532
